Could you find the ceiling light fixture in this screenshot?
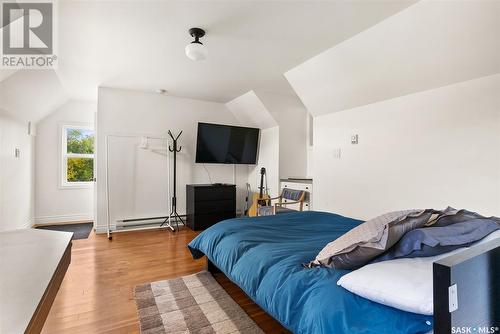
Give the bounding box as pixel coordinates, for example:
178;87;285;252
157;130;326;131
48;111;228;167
185;28;207;61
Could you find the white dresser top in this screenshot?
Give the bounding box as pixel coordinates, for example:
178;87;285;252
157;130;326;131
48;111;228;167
0;229;72;334
280;178;313;184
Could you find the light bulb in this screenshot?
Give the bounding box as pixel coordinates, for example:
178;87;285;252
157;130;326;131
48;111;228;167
185;42;207;61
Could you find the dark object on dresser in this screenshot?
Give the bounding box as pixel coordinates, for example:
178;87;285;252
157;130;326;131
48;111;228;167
186;184;236;231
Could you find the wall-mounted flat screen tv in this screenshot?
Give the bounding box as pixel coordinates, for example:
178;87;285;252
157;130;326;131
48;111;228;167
195;122;260;164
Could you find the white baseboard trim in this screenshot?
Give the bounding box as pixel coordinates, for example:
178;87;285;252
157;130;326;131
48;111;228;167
94;226;108;234
24;218;35;229
35;214;93;226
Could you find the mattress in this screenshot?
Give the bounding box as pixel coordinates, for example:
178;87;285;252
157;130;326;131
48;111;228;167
188;211;433;334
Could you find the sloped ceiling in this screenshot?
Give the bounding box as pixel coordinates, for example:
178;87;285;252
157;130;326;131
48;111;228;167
0;0;417;123
55;0;415;103
0;70;69;122
285;0;500;116
0;70;16;82
226;91;277;129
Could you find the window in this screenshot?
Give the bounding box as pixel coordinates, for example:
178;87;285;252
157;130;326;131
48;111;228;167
61;125;94;188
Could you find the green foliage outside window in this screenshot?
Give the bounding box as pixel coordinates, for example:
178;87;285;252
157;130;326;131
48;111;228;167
66;128;94;183
67;129;94;154
67;158;94;182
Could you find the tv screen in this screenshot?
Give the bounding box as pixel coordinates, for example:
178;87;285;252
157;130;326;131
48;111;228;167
195;123;260;164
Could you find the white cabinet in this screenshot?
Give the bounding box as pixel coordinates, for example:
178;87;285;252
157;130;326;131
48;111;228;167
280;179;313;211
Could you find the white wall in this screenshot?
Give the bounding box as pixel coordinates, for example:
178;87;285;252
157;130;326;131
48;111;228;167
96;87;249;232
0;115;35;231
256;91;308;179
227;89;309;182
35;100;96;224
225;91;281;199
313;74;500;220
248;127;280;199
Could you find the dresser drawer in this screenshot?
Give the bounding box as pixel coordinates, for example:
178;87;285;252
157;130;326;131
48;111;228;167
281;182;312;192
186;184;237;231
188;212;236;231
194;199;235;214
281;197;312;210
194;187;235;201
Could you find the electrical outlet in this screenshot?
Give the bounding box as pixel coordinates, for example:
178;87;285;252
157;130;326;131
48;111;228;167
333;148;341;159
351;134;359;144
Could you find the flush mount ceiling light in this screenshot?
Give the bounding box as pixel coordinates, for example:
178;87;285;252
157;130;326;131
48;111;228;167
185;27;207;61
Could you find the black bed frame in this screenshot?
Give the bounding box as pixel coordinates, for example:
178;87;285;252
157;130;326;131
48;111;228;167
207;239;500;334
433;238;499;333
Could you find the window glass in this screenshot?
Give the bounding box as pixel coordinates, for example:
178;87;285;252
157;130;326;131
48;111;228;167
66;128;94;154
67;157;94;182
62;126;94;186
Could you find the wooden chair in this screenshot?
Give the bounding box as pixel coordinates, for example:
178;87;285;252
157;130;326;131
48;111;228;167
257;188;306;216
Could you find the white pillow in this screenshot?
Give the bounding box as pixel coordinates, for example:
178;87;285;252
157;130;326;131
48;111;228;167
337;230;500;315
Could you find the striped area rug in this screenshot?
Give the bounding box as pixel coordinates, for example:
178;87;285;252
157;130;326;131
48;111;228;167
134;271;264;334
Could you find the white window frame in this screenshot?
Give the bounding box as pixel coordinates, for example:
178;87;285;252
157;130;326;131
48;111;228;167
60;124;94;189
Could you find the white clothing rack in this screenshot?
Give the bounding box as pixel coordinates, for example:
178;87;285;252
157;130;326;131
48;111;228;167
105;134;179;240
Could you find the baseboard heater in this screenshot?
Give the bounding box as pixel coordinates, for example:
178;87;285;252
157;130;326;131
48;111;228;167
112;215;187;233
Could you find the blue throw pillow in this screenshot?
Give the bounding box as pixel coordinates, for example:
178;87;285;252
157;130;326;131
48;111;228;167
371;218;499;263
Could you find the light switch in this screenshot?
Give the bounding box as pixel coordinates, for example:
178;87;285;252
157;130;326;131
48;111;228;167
14;148;20;158
333;148;341;159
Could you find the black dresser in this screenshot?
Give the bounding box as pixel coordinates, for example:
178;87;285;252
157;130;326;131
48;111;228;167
186;184;236;231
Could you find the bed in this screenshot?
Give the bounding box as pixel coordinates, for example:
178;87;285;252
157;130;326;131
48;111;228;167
188;211;434;334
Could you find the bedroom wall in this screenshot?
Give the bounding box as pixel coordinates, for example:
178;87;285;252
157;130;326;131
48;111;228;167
35;100;96;224
96;87;248;232
313;74;500;220
256;91;309;179
225;91;280;200
248;126;280;199
0;114;35;231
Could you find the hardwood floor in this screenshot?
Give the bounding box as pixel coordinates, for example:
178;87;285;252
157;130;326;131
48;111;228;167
42;227;289;334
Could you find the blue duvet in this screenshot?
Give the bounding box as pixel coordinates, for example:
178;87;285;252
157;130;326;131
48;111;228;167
188;211;433;334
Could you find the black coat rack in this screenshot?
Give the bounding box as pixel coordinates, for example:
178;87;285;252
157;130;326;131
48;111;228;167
161;130;184;231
